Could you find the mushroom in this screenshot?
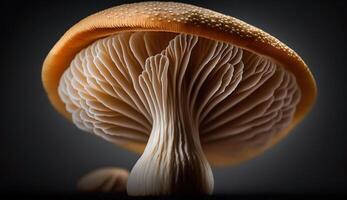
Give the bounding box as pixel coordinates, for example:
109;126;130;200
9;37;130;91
42;1;317;196
77;167;129;193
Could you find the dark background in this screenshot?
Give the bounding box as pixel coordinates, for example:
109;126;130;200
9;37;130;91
1;0;346;195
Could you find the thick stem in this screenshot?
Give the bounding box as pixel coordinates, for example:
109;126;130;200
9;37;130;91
127;103;213;195
127;55;214;195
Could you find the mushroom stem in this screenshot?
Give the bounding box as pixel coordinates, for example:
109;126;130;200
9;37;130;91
127;55;214;195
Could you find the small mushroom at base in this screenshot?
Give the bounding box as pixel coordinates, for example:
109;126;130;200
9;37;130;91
77;167;129;193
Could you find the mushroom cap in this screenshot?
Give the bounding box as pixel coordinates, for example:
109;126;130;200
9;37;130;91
77;167;129;193
42;1;316;166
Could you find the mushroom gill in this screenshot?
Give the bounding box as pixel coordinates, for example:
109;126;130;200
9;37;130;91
58;31;301;195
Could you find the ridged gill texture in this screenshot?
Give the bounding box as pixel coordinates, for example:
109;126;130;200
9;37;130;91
58;31;301;195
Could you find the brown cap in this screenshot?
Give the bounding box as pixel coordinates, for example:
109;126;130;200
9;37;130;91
42;1;316;166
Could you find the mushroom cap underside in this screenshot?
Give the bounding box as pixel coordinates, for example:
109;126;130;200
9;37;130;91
42;1;317;166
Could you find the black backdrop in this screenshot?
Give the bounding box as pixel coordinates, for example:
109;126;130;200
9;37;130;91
1;0;347;195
